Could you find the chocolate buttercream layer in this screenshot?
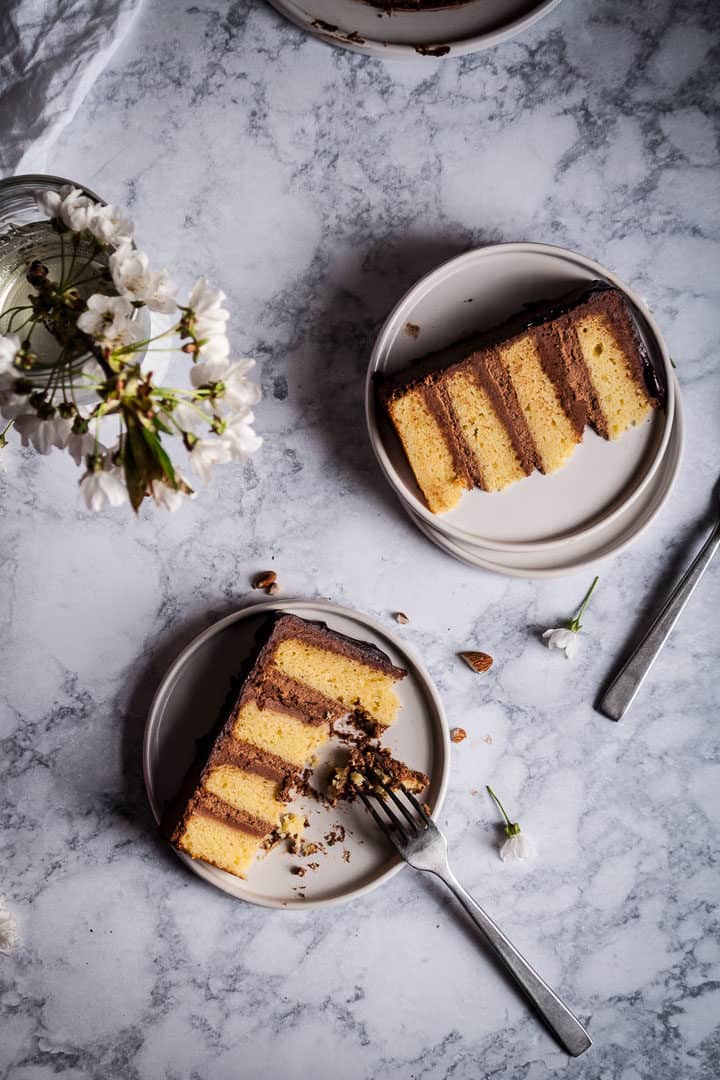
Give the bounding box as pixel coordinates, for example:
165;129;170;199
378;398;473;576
242;668;344;727
476;349;539;475
261;613;407;681
424;382;475;487
208;735;298;784
377;281;665;408
192;790;274;838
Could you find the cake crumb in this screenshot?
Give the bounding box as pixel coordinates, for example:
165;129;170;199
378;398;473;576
394;611;409;624
482;734;493;744
404;322;420;339
342;849;351;863
324;824;346;847
307;862;320;871
451;727;467;743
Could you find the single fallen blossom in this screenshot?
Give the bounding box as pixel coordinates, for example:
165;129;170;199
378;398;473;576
542;575;599;659
486;785;537;862
0;895;18;952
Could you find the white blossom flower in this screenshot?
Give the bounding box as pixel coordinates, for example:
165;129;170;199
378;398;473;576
191;357;261;414
487;786;536;864
190;354;230;389
189;437;231;483
66;428;98;466
542;627;581;659
171;400;209;431
542;576;599;660
0;333;21;375
196;332;231;365
218;359;262;413
79;462;128;511
38;185;95;232
186;277;229;336
500;832;537;863
14;413;71;454
86;204;134;248
0;895;18;953
150;477;191;511
77;294;136;349
221;411;262;460
109;244;176;313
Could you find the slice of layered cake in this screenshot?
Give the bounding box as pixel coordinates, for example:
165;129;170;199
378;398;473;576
166;613;407;879
379;283;665;514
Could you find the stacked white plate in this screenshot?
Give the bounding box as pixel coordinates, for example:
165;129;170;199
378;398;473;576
267;0;564;59
365;243;683;578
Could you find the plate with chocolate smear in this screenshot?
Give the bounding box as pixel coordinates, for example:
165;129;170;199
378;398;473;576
266;0;564;59
144;600;450;908
366;242;680;576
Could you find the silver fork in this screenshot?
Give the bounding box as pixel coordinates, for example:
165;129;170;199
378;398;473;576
360;783;592;1058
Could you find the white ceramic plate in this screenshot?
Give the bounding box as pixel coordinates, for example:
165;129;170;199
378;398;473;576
144;600;450;908
366;243;676;552
403;386;684;577
266;0;563;58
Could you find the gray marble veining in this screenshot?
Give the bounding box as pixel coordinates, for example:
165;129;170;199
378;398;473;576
1;1;719;1078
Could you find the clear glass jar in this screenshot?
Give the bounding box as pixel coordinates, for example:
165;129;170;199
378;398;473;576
0;174;149;398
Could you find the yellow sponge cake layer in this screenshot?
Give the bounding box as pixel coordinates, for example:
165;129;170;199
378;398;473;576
386;385;469;514
271;637;402;728
177;813;265;879
232;698;329;768
499;335;581;474
574;313;653;439
204;764;285;824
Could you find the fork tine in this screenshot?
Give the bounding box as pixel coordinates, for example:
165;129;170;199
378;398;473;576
378;781;419;834
366;788;410;838
359;792;393;836
401;785;433;825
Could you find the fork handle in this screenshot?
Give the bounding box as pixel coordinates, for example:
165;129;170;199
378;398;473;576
598;519;720;721
438;870;592;1057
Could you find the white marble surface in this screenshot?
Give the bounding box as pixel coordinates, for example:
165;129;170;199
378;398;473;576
2;1;720;1077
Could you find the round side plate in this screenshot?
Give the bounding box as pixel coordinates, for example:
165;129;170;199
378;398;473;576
144;600;450;908
366;242;676;552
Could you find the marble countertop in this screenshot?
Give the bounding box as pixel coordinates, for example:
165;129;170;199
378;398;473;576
2;1;719;1077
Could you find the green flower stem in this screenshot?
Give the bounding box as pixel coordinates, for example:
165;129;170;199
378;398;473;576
486;786;521;836
0;417;15;445
569;575;599;632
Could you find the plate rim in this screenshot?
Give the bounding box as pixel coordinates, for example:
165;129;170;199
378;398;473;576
143;598;451;909
403;383;685;577
265;0;564;59
365;241;676;552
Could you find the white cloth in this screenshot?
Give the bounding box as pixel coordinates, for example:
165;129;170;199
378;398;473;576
0;0;143;178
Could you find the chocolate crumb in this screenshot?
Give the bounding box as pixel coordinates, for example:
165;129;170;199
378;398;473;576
307;861;320;871
394;611;409;624
404;323;420;339
324;824;347;847
342;849;351;863
291;866;306;877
